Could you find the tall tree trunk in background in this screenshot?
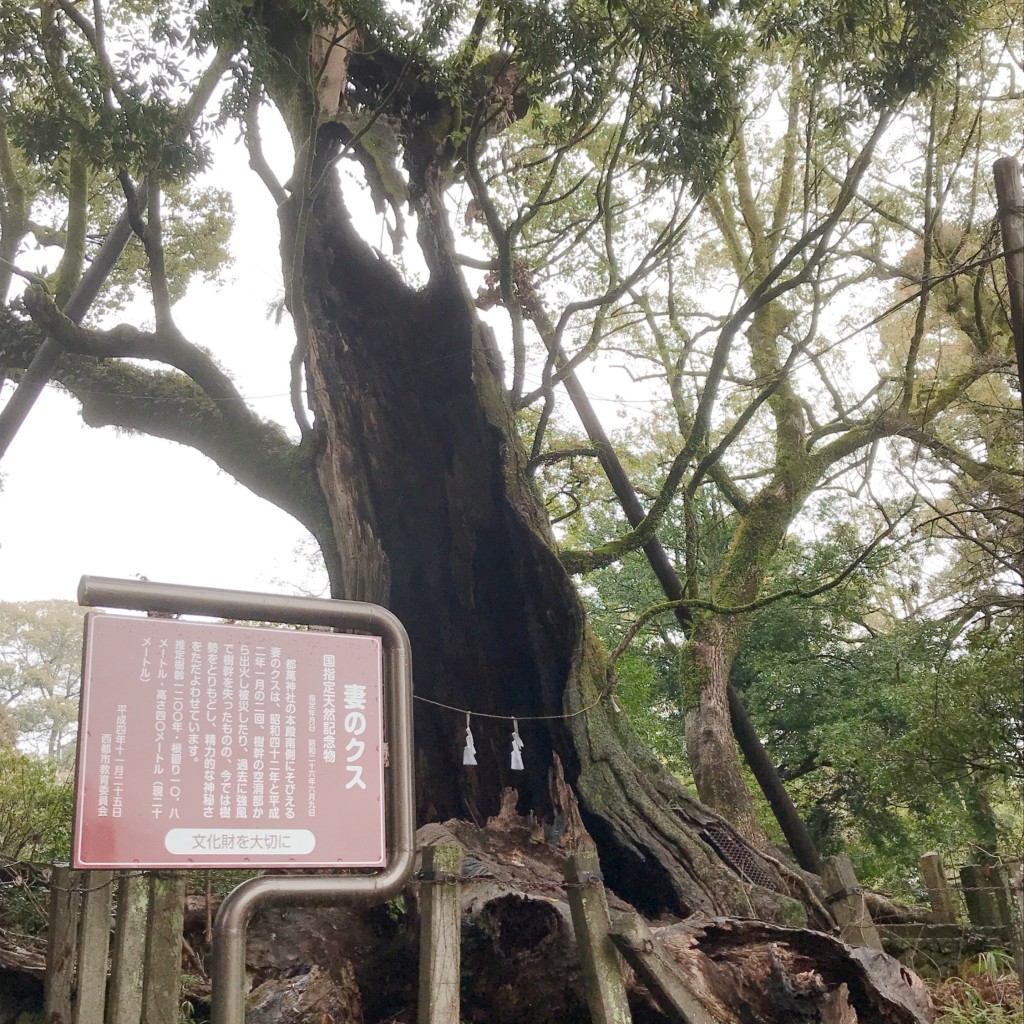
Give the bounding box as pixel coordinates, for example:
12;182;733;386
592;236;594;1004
993;156;1023;391
683;475;812;846
961;777;1001;864
686;615;768;846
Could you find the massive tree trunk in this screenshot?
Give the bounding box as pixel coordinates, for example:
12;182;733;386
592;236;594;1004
246;35;812;917
294;168;579;824
288;167;804;919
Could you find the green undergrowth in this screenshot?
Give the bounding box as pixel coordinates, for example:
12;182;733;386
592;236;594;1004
932;953;1024;1024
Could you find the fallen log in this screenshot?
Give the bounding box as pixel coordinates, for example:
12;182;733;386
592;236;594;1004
644;917;935;1024
0;797;937;1023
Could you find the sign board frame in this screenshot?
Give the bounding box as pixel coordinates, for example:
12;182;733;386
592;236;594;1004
76;576;415;1024
75;576;414;877
74;612;388;869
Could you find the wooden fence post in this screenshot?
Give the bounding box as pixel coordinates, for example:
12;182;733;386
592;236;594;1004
988;865;1024;983
141;872;187;1024
45;866;80;1024
73;870;114;1024
418;843;464;1024
106;872;151;1024
564;851;632;1024
960;864;1002;930
1005;860;1024;989
609;913;714;1024
821;854;883;950
919;852;957;924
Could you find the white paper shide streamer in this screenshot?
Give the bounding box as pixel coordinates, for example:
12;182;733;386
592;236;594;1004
463;712;478;766
510;718;524;771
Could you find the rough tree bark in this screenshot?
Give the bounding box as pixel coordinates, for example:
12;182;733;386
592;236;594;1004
248;16;810;922
288;166;804;919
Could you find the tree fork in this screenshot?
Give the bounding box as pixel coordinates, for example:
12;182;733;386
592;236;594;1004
0;45;233;460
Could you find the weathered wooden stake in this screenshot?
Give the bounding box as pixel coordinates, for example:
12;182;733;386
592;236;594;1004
141;872;187;1024
1003;860;1019;987
609;913;714;1024
45;866;80;1024
960;864;1002;930
106;872;151;1024
73;870;114;1024
564;851;632;1024
987;864;1024;983
821;854;883;950
418;842;464;1024
919;852;957;924
1005;860;1024;989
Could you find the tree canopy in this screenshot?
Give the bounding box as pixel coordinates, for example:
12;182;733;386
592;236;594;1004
0;0;1021;919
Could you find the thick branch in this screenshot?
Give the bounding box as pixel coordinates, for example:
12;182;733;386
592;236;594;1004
606;509;905;670
53;153;88;308
812;349;1013;476
0;43;234;461
16;333;336;576
23;284;249;413
0;108;28;303
559;444;691;574
5;289;328;548
899;426;1023;508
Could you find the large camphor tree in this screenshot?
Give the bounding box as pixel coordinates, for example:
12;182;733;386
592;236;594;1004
1;0;1018;924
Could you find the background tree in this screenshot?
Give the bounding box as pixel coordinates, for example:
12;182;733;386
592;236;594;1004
0;600;83;761
737;574;1023;890
571;434;1022;892
0;0;1017;924
542;9;1020;842
0;747;73;863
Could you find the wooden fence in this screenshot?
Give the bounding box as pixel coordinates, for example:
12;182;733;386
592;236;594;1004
42;848;1023;1024
44;868;186;1024
415;845;901;1024
907;851;1024;979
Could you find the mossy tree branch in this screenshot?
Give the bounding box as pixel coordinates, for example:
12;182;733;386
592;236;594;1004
24;283;250;409
556;100;891;579
15;286;336;576
0;109;29;303
52;152;88;308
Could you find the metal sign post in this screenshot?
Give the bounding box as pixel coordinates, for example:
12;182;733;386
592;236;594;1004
76;576;415;1024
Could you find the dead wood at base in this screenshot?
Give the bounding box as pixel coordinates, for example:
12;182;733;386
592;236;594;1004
647;918;935;1024
863;891;939;925
237;811;937;1023
3;813;936;1024
246;963;362;1024
0;927;44;976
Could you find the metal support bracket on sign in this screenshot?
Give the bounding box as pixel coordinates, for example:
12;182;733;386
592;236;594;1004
76;576;416;1024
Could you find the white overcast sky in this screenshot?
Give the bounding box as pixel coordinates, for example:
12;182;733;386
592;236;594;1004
0;97;658;607
0;115;334;604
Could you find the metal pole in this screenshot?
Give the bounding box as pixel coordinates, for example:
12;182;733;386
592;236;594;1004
993;157;1024;394
77;576;416;1024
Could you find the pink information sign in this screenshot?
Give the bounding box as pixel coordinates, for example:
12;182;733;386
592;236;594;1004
73;613;386;869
